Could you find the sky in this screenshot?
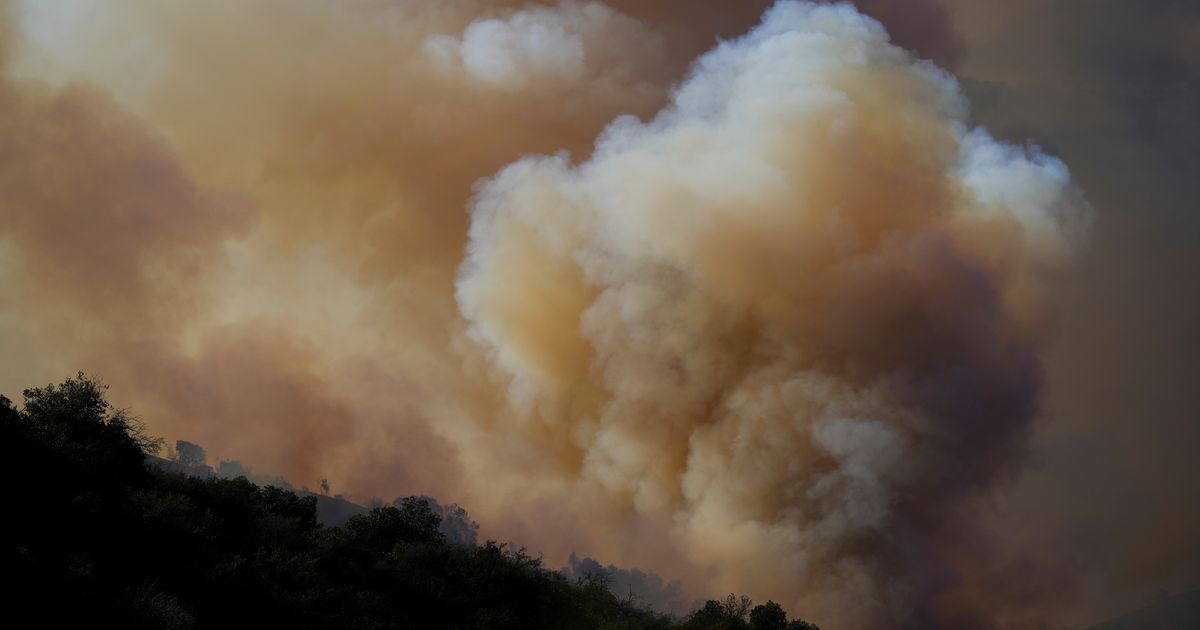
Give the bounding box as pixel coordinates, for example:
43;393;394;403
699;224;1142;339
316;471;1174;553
1;1;1196;628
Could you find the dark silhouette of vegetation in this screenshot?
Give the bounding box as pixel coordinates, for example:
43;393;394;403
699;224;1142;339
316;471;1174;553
0;374;820;629
563;553;692;616
678;594;818;630
174;440;207;468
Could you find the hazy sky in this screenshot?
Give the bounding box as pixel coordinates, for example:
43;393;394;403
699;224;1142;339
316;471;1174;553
1;1;1196;628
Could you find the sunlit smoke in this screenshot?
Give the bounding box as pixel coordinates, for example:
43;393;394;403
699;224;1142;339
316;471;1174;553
0;2;1091;627
456;3;1087;625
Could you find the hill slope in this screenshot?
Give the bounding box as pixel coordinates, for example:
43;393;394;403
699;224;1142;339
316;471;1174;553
1;374;820;630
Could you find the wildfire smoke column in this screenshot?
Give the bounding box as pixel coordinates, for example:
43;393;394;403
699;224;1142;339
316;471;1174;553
455;2;1090;627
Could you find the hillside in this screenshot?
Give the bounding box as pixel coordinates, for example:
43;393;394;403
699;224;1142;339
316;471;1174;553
0;374;819;629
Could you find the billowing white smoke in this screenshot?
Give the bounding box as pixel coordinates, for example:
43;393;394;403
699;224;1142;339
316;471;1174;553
456;2;1088;627
3;0;1090;625
424;1;661;93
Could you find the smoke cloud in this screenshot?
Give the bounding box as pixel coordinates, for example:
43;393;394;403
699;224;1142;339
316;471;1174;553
942;1;1200;625
1;1;1096;627
454;4;1087;625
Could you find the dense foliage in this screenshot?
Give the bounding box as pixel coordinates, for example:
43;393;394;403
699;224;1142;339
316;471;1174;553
0;374;819;629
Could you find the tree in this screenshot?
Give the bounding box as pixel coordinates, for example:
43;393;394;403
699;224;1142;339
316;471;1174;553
346;497;444;550
684;595;752;630
723;594;754;619
19;372;160;480
394;496;444;541
173;440;206;468
413;496;480;546
749;601;822;630
750;601;789;630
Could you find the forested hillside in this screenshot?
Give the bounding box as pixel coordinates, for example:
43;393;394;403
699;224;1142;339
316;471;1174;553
0;374;818;630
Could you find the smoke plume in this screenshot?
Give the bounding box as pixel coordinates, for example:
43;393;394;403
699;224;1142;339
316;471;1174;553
456;3;1087;625
1;1;1092;627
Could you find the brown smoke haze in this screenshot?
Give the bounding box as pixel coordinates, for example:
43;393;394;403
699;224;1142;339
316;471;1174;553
943;0;1200;626
1;1;1193;628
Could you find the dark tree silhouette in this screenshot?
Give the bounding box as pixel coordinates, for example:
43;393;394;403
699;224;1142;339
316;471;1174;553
748;600;819;629
173;440;206;468
750;601;790;629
